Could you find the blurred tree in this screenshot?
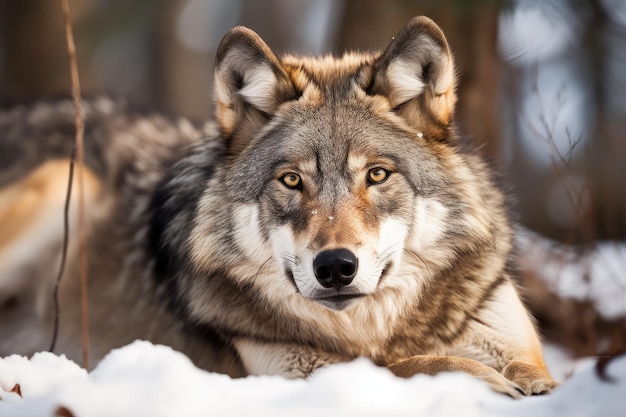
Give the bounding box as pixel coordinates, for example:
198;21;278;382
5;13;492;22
581;0;626;240
1;0;80;100
501;0;626;242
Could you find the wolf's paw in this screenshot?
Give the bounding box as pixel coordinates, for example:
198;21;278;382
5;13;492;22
519;377;559;396
503;361;559;396
388;355;528;398
475;367;525;399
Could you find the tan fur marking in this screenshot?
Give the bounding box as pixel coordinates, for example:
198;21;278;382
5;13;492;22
282;53;376;87
0;160;102;254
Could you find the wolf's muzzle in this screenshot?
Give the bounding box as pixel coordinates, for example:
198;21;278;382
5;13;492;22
313;249;358;289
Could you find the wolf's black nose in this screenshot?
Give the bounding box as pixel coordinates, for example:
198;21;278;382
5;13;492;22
313;249;358;289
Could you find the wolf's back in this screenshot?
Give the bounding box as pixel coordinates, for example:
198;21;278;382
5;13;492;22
0;97;238;369
0;97;216;189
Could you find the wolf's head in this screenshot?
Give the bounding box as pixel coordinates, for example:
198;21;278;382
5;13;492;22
186;17;507;316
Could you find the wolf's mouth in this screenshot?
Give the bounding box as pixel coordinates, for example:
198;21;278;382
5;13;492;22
312;293;366;311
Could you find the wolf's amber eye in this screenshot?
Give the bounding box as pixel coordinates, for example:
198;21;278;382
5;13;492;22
367;168;389;184
280;172;302;190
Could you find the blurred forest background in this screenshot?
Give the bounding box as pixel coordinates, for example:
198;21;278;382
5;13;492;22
1;0;625;359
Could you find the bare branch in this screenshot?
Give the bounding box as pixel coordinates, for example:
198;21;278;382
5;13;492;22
60;0;90;370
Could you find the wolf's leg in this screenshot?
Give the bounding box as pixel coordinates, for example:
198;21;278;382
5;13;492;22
451;280;558;396
233;338;348;379
388;355;525;398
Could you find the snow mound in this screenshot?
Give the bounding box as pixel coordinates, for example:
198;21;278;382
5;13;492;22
0;341;623;417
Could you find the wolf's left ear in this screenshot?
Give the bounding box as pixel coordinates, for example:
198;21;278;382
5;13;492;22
368;17;457;134
214;27;296;148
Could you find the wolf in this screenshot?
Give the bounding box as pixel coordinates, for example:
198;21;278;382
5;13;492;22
0;17;556;397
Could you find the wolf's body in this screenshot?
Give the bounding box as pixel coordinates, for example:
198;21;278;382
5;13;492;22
0;17;555;396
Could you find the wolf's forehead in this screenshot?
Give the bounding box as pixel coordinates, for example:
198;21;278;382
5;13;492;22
270;100;412;167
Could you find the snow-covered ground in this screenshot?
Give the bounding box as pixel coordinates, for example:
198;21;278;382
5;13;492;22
0;340;623;417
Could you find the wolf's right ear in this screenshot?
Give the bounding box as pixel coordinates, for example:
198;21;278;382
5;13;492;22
214;27;296;148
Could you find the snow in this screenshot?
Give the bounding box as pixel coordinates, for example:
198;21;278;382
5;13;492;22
1;341;624;417
517;230;626;319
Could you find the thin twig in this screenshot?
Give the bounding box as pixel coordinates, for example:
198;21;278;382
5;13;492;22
61;0;90;370
48;148;75;353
